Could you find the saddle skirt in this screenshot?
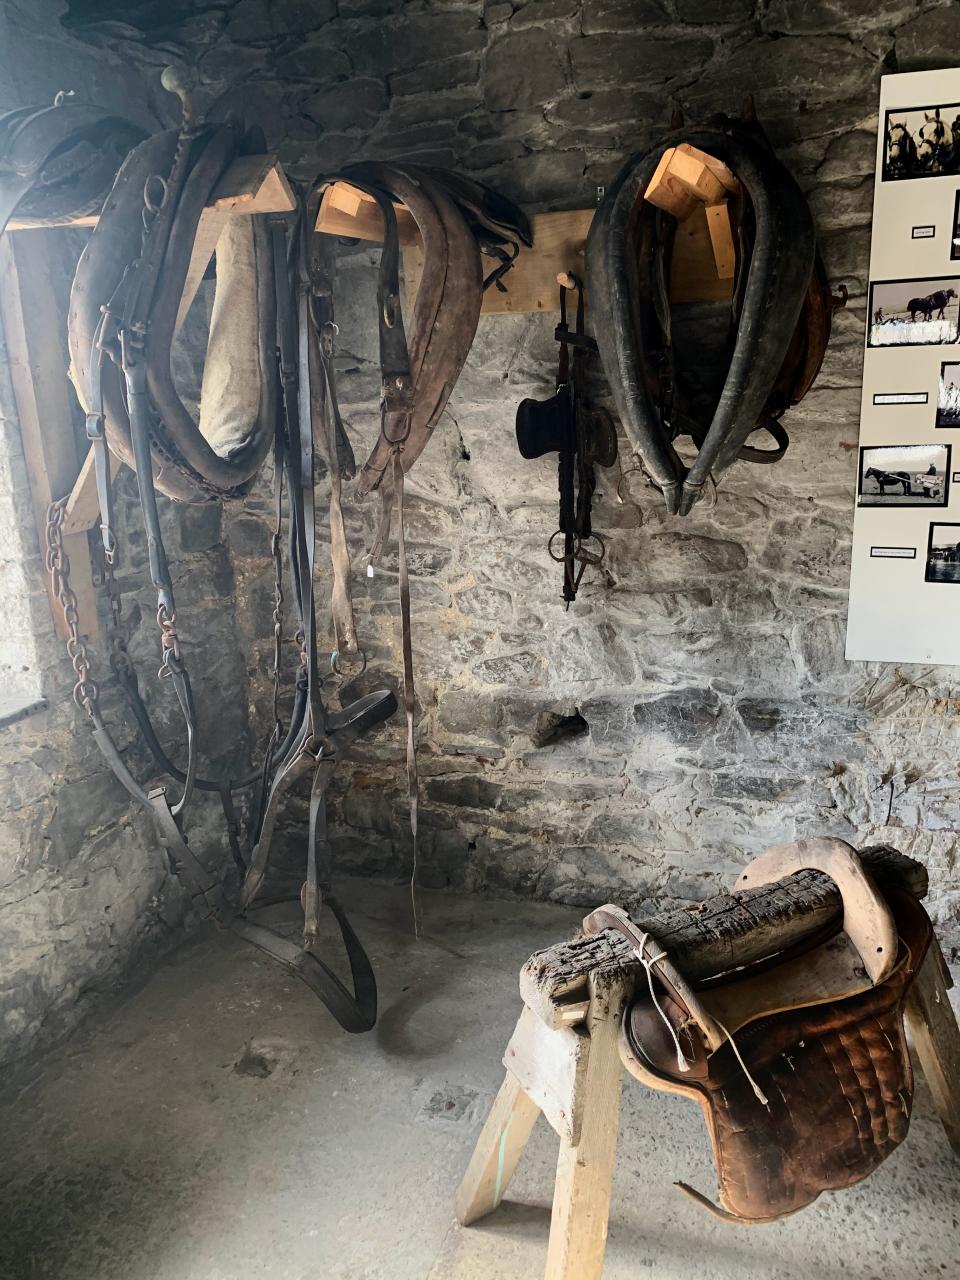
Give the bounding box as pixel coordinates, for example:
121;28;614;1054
0;100;145;236
584;843;932;1223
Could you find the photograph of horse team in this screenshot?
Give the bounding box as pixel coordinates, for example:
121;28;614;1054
868;277;960;347
883;104;960;180
925;522;960;583
858;443;951;507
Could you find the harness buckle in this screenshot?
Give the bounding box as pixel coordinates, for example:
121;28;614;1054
85;413;105;442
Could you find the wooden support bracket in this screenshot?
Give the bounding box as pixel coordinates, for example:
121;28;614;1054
49;156;296;537
0;232;98;639
318;149;736;321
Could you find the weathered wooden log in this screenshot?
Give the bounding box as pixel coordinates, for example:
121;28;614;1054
520;846;927;1030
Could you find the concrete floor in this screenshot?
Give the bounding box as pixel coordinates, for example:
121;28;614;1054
1;881;959;1280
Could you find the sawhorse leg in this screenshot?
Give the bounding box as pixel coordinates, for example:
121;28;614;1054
455;1070;541;1225
455;975;627;1280
906;937;960;1156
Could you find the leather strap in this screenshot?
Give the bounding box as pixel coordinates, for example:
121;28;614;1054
394;451;420;931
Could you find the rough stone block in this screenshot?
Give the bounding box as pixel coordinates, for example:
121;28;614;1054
349;12;486;78
633;687;722;745
484;29;568;110
582;0;671;33
304;78;387;131
570;31;714;89
895;6;960;70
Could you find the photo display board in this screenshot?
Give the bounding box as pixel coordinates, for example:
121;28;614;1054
847;68;960;664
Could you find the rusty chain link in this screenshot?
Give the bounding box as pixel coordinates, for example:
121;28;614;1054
45;499;99;714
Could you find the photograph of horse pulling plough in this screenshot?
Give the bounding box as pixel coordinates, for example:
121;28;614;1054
858;443;951;506
868;276;960;346
883;102;960;179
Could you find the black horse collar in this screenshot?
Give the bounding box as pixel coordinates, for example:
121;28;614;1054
586;113;824;516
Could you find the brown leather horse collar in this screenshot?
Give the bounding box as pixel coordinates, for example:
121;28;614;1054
587;108;838;516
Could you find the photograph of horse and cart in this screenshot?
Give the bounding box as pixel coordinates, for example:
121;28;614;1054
925;522;960;582
868;277;960;346
883;103;960;180
858;443;951;507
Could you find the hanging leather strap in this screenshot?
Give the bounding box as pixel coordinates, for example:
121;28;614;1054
393;451;420;933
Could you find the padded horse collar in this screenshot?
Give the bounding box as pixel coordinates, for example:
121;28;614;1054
583;839;932;1223
69;120;278;503
0;97;145;236
587;108;835;515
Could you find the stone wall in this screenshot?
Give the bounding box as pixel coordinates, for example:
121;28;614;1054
0;2;254;1072
6;0;960;1075
61;0;960;953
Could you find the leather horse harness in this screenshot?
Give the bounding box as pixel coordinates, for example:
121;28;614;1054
587;103;846;516
308;161;530;920
584;839;932;1222
50;77;527;1031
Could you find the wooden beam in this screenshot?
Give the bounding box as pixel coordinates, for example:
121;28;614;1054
61;445;99;537
399;208;594;317
0;232;98;639
55;156;296;532
519;846;927;1031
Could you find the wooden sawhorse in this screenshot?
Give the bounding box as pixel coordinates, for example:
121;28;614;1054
454;846;960;1280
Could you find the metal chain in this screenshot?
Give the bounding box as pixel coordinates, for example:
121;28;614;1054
45;499;99;714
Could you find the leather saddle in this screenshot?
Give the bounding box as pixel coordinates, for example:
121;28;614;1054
0;98;145;236
586;102;844;516
583;838;932;1222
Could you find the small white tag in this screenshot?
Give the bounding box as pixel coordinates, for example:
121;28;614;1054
367;563;374;578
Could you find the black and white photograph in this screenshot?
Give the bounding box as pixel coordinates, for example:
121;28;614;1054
883;104;960;180
952;191;960;260
925;521;960;582
938;362;960;426
868;277;960;347
858;443;951;506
